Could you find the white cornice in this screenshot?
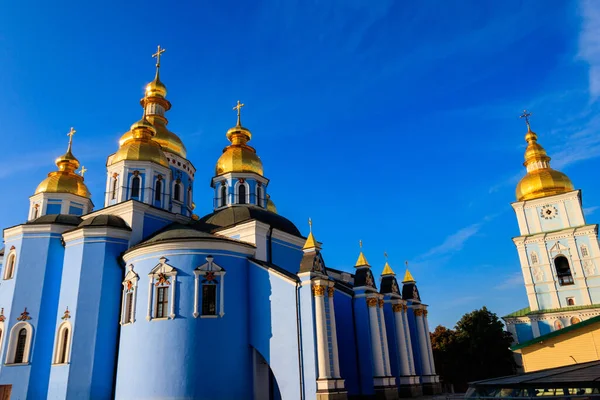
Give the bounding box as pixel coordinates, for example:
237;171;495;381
272;229;305;247
62;227;132;243
511;190;581;209
4;224;73;239
211;172;270;187
513;224;598;244
81;200;189;224
123;240;256;262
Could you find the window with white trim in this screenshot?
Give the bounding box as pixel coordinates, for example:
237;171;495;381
4;249;16;280
155;178;162;202
111;174;119;200
235;180;249;205
173;181;182;202
121;265;139;325
581;245;590;258
147;257;177;321
256;184;263;207
188;186;193;207
131;174;141;199
220;183;227;207
194;256;225;318
53;322;71;364
6;322;33;364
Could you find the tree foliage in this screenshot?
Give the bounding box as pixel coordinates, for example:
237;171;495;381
430;307;516;391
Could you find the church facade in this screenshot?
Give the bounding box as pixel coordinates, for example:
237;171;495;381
504;113;600;364
0;48;440;400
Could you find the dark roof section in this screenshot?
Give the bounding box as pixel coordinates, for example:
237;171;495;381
249;258;300;283
78;215;131;230
299;249;328;275
354;267;377;290
334;280;354;296
26;214;83;226
402;282;421;302
128;222;255;253
198;205;301;237
469;360;600;387
511;314;600;351
380;275;401;297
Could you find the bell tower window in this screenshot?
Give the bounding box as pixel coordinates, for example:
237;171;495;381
131;175;141;199
220;184;227;207
14;329;27;363
7;322;33;365
238;184;246;204
554;255;574;286
257;185;263;207
111;174;118;200
174;182;181;201
155;179;162;202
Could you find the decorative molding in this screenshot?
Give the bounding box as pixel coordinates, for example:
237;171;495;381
378;299;384;308
61;307;71;320
313;285;325;297
193;256;226;318
16;308;31;321
392;304;403;312
327;287;335;297
414;309;424;317
366;297;378;307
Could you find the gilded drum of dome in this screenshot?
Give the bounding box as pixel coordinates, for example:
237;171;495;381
516;169;574;201
215;146;263;176
35;172;91;198
111;140;169;167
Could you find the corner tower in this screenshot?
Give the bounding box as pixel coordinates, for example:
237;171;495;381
507;111;600;340
211;101;269;210
30;128;93;219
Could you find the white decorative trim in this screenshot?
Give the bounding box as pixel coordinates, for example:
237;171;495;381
194;256;226;318
147;257;178;320
52;321;72;365
128;173;142;200
121;265;139;325
172;180;183;203
6;322;33;365
124;241;255;262
3;250;16;280
234;180;251;204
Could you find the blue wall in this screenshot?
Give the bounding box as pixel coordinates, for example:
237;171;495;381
333;291;360;396
271;240;303;274
353;289;375;395
515;323;534;343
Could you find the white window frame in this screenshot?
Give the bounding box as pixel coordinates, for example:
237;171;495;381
52;321;72;365
6;322;33;365
3;249;16;280
193;256;225;318
121;265;139;325
154;176;164;206
172;180;183;203
235;180;250;204
218;182;228;208
147;257;177;321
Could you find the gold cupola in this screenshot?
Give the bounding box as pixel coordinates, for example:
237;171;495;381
111;114;169;167
35;128;91;198
266;194;277;213
215;101;264;176
515;111;574;201
119;45;187;158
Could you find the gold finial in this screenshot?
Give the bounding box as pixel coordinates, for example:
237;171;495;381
355;240;369;267
308;217;313;232
359;240;363;249
79;166;87;178
520;109;532;131
402;261;415;283
382;252;395;276
303;217;319;250
384;251;388;260
152;45;166;68
66;127;76;151
233;100;245;126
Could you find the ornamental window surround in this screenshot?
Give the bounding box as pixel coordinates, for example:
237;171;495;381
173;181;182;202
3;248;16;280
235;180;250;205
6;322;33;365
121;265;139;325
147;257;177;321
52;322;72;365
219;183;227;207
130;173;141;199
111;174;119;200
194;256;225;318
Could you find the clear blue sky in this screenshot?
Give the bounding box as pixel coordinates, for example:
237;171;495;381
1;1;600;329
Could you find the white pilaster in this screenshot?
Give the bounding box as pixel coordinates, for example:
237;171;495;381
314;285;330;379
367;296;385;377
327;286;341;379
377;299;392;376
423;310;436;375
393;303;411;376
415;308;432;375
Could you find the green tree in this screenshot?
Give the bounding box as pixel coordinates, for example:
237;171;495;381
431;307;516;391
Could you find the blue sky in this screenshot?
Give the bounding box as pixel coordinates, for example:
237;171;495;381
1;1;600;329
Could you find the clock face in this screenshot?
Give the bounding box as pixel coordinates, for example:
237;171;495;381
540;205;558;220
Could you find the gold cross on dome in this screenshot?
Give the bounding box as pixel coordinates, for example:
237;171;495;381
79;166;87;178
308;217;313;232
405;260;409;267
67;127;76;144
520;109;532;126
152;45;166;68
384;252;388;260
359;240;363;249
233;100;244;126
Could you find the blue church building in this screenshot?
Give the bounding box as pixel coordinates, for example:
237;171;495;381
0;48;440;400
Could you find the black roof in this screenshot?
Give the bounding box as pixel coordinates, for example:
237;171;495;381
470;360;600;388
380;275;401;296
402;282;421;302
26;214;83;226
197;205;301;237
129;222;255;252
78;215;131;230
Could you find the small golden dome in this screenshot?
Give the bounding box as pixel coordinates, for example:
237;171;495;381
145;71;167;98
515;124;574;201
35;172;90;198
111;118;168;167
266;195;277;213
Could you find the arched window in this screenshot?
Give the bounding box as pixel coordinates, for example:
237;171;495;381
121;265;138;325
131;176;141;198
220;184;227;207
147;258;177;321
4;252;16;280
193;256;225;318
53;323;71;364
6;322;33;364
567;297;575;306
155;180;162;202
257;185;263;207
238;184;246;204
581;245;590;258
530;252;538;265
174;182;181;202
555;255;574;286
111;176;118;200
32;205;39;219
188;187;193;207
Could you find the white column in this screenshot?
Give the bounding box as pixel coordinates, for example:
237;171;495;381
402;308;416;375
314;285;330;379
377;299;392;376
422;310;436;375
327;286;341;379
415;309;432;375
393;304;411;376
367;297;385;377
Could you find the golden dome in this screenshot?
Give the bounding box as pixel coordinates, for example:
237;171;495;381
111;117;169;167
266;195;277;213
149;117;187;158
145;70;167;98
215;103;264;176
35;129;90;198
515;124;574;201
